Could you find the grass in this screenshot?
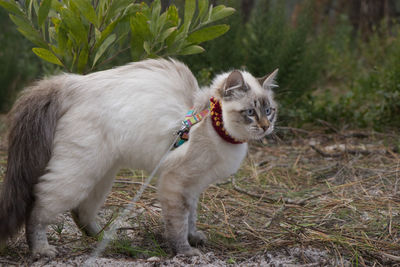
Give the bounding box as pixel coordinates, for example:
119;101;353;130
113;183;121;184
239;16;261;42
0;126;399;265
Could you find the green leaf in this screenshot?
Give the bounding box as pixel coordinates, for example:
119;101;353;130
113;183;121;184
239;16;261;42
9;14;34;32
9;14;47;47
51;0;62;11
77;47;89;73
156;12;167;35
160;26;177;42
24;0;31;9
38;0;52;27
67;0;80;16
93;33;116;67
33;0;39;16
151;0;161;23
130;12;151;61
167;5;179;26
130;12;152;40
60;8;87;44
71;0;97;27
210;6;235;22
95;28;101;41
32;47;63;66
143;41;151;55
57;26;68;53
183;0;195;30
27;0;34;20
17;28;47;47
120;3;141;18
198;0;209;21
95;19;118;49
188;24;229;43
0;0;24;16
104;0;133;24
179;45;204;55
149;0;161;35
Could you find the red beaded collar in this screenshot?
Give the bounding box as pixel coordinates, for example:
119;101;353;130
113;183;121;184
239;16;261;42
209;97;244;144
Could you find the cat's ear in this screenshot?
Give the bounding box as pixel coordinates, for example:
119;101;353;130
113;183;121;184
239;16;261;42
258;69;279;90
222;70;248;99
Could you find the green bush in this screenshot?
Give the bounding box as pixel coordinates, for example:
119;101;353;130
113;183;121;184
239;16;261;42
313;20;400;130
244;0;327;125
0;0;235;74
182;0;245;84
0;8;42;112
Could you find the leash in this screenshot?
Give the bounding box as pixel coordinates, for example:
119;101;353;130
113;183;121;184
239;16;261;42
84;133;181;266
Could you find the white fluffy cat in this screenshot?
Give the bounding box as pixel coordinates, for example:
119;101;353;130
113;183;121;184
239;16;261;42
0;59;278;257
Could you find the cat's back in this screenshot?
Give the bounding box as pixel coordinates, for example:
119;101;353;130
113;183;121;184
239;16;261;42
77;58;198;109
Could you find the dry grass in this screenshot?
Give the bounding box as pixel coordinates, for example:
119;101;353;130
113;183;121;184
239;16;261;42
0;123;399;265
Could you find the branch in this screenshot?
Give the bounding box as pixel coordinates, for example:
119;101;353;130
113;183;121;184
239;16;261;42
231;177;275;202
92;47;130;72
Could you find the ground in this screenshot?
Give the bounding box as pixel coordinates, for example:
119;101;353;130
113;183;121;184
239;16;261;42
0;117;399;266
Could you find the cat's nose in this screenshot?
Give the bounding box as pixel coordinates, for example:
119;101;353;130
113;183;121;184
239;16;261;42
259;119;270;132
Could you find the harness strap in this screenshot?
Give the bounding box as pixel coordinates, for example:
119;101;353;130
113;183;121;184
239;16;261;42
174;97;244;148
174;107;210;148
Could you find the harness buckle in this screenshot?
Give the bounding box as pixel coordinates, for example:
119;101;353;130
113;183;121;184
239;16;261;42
175;121;190;137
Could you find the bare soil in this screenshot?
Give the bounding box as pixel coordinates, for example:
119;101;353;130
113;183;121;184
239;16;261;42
0;123;399;266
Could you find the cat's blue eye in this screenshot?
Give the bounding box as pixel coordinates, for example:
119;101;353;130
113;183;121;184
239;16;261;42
265;107;272;116
246;109;256;116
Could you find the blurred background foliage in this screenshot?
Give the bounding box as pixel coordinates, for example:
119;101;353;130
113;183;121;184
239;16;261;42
1;0;400;131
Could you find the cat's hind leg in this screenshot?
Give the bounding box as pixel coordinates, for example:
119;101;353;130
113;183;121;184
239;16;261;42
26;151;114;257
25;216;57;258
25;171;82;258
71;167;118;237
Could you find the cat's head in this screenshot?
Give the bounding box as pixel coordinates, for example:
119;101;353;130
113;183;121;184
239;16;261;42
211;69;278;141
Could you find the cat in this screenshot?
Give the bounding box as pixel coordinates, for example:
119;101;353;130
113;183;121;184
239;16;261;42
0;58;278;257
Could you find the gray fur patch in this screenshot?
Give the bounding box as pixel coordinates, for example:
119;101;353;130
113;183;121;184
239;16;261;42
0;80;62;242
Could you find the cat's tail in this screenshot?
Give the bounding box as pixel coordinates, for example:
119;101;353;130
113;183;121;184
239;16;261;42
0;78;63;243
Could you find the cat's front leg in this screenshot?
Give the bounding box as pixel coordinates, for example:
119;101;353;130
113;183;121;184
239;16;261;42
188;195;206;246
158;175;201;256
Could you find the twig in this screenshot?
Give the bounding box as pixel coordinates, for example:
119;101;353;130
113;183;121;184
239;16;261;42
94;47;130;70
276;126;311;135
220;200;236;239
380;252;400;262
316;119;339;133
114;179;157;190
341;132;369;138
310;144;341;157
293;191;332;205
231;177;275;202
215;180;231;186
265;205;285;228
242;220;270;244
0;259;19;265
310;144;375;157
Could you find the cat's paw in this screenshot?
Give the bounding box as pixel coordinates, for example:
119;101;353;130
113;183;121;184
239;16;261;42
189;230;207;246
32;245;57;259
83;222;102;237
178;248;202;257
71;211;101;237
